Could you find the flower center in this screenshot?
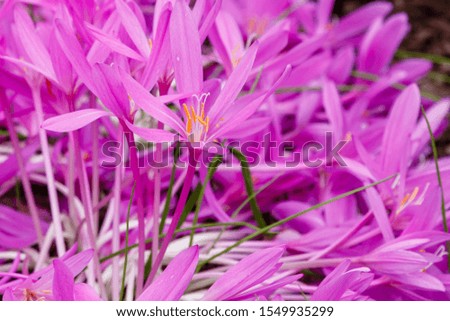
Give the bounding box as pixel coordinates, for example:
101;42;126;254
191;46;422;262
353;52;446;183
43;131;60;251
182;93;210;142
23;288;50;301
247;16;268;36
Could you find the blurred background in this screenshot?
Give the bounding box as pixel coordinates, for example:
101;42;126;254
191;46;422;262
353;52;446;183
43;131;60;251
335;0;450;155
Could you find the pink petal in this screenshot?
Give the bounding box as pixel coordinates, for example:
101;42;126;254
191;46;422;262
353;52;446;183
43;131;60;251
208;41;259;123
170;0;203;93
358;13;409;74
381;84;420;172
209;10;244;74
333;1;393;42
365;186;394;241
202;247;285;301
13;5;57;81
322;79;345;139
210;65;290;140
42;110;112;132
86;23;144;61
73;283;103;301
317;0;334;30
34;250;94;290
125;120;176;143
140;3;172;89
52;259;75;301
121;72;185;135
115;0;150;58
137;245;199;301
54;19;96;92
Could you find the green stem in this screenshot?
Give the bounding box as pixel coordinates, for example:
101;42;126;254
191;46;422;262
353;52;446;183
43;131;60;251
351;71;440;101
120;182;136;301
230;148;267;228
159;142;180;234
207;174;281;253
196;174;396;271
100;221;259;264
189;155;223;246
420;105;449;272
395;50;450;65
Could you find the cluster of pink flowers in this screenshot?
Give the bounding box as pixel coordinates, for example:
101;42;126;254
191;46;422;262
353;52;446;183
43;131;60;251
0;0;449;301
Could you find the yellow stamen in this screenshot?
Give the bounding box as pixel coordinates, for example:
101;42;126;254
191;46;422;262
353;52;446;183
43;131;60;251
409;186;419;203
190;106;196;120
182;94;210;141
197;117;207;126
400;194;410;207
183;103;192;134
205;117;210;135
148;38;153;51
345;132;352;141
200;102;205;119
396;186;422;214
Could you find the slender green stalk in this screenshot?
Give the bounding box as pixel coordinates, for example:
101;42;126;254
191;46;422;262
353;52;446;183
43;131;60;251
196;174;396;271
120;182;136;301
177;184;202;229
428;72;450;85
351;71;440;101
159;142;180;234
100;221;259;264
207;174;281;253
189;155;223;246
276;84;364;94
230;148;267;228
249;67;264;94
145;148;200;287
395;50;450;65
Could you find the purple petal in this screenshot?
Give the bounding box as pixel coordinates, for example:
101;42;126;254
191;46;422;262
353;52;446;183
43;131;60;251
137;245;199;301
86;23;144;61
333;1;393;42
125;120;176;143
54;19;96;92
13;5;56;81
365;186;394;241
381;84;420;172
121;72;185;135
322;79;345;139
42;110;112;132
170;0;203;93
140;3;172;89
317;0;335;30
73;284;103;301
52;259;75;301
115;0;150;58
358;13;409;74
202;247;285;301
208;42;259;123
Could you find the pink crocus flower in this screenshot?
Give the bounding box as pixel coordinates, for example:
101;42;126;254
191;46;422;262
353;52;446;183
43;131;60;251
359;232;450;292
3;250;99;301
311;260;374;301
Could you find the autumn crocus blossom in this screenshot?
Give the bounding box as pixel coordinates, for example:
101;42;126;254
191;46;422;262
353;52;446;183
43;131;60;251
0;0;449;302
